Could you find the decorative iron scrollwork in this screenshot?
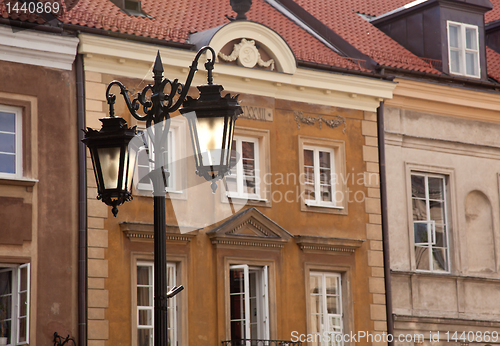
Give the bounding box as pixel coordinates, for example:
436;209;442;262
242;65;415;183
53;332;76;346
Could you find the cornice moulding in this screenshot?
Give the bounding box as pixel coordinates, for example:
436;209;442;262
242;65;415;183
120;221;198;243
78;33;395;112
0;25;78;70
295;235;364;254
390;78;500;115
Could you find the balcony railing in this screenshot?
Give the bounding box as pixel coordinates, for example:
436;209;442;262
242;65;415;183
222;340;302;346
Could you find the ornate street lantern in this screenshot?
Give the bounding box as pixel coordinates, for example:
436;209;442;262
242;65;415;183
180;84;242;192
82;116;137;217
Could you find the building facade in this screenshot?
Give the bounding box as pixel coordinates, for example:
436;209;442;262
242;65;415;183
0;24;80;345
76;5;395;345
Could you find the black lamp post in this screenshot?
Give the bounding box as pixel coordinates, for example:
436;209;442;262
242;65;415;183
82;46;241;346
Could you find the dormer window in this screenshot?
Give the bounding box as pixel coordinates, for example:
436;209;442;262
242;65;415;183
447;21;480;78
111;0;148;17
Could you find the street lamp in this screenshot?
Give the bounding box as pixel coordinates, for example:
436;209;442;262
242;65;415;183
82;46;242;346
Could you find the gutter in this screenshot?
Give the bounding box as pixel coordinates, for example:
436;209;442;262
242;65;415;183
377;102;394;345
298;60;395;81
76;53;87;346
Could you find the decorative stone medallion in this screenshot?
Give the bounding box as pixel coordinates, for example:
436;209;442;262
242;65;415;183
219;38;275;70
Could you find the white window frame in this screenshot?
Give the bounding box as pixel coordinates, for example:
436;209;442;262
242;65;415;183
226;136;261;200
0;105;22;179
303;145;337;208
136;261;177;346
309;272;343;346
229;264;269;341
411;173;451;273
135;125;177;193
0;263;30;346
447;21;480;78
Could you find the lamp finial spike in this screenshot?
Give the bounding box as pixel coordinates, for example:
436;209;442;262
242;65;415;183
153;51;164;77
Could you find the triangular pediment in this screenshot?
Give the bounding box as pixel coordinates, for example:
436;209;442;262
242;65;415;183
207;207;292;248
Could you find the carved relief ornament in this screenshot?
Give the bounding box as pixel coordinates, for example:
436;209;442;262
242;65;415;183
218;38;275;70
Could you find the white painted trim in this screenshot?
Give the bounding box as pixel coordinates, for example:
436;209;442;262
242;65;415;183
0;25;78;70
201;20;296;74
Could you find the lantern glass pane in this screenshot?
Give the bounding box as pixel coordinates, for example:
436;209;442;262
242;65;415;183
97;147;121;189
126;148;137;192
197;116;224;166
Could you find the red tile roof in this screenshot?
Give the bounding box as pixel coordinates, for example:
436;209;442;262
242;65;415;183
486;0;500;22
3;0;500;80
487;46;500;81
59;0;364;70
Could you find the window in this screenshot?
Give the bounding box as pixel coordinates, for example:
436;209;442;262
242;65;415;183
229;265;269;342
0;264;30;346
447;21;480;78
309;272;342;346
222;128;271;205
299;137;346;214
136;262;176;346
226;137;260;199
411;173;450;272
303;146;336;207
136;128;175;191
0;106;22;178
134;118;187;195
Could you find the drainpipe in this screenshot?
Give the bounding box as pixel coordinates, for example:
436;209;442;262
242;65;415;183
377;101;394;344
76;53;88;346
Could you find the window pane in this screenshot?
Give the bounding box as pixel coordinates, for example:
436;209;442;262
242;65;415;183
304;149;314;166
230;269;244;294
19;292;27;316
0;153;15;174
137;266;150;286
230;294;245;319
138;309;153;326
230;320;245;340
310;314;321;334
0;320;10;340
450;50;461;73
244;177;256;194
0;133;15;154
138;328;153;346
325;276;338;295
428;177;443;200
310;275;321;294
241;141;254;160
226;176;237;192
320;184;332;202
465;27;477;50
435;224;447;247
415;246;430;270
243;159;255;178
0;271;12;295
329;316;342;331
414;223;430;244
429;200;445;224
466;52;478;76
19;266;27;292
310;295;321;314
449;25;460;48
326;296;339;314
0;112;15;133
137;287;151;306
18;316;27;343
319;151;331;169
412;199;427;220
411;175;425;198
432;248;448;271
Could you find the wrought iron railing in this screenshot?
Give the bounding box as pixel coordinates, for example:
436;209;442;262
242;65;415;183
222;340;302;346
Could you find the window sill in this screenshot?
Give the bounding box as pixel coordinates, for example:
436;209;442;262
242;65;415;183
0;177;38;187
305;201;344;209
227;194;268;202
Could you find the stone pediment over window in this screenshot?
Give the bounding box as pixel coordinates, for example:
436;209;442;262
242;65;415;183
207;207;292;249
